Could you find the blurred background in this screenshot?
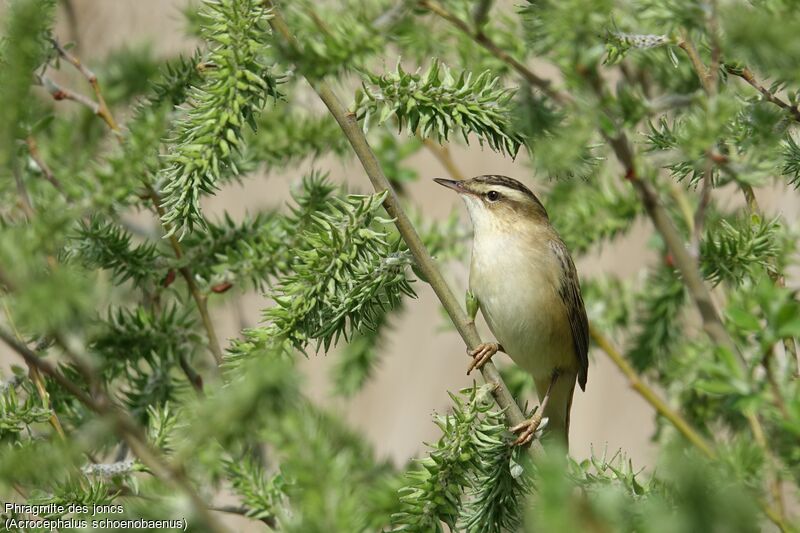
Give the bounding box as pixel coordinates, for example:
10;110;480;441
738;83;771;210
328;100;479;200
3;0;799;475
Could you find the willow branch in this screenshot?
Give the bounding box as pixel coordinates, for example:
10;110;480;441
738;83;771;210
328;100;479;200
44;41;224;368
50;38;121;138
146;187;224;367
264;0;541;456
678;33;714;94
606;133;734;352
38;74;101;115
589;328;715;457
602;84;791;533
725;65;800;123
0;328;229;533
418;0;571;106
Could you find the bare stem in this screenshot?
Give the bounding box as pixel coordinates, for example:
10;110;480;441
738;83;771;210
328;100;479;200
50;38;122;138
690;157;713;257
265;0;542;456
38;74;101;115
678;33;714;94
606;133;733;353
726;65;800;123
472;0;493;28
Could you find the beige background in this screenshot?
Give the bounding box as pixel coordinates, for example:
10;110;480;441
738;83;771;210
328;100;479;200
3;0;799;520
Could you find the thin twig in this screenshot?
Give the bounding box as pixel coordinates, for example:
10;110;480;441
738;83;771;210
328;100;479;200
25;136;63;192
12;165;34;219
590;328;715;458
604;49;792;532
146;187;224;367
726;65;800;123
607;133;733;352
708;0;721;95
58;0;81;54
0;328;229;533
472;0;493;28
50;38;122;138
38;74;101;115
179;353;205;394
265;0;543;457
678;32;713;94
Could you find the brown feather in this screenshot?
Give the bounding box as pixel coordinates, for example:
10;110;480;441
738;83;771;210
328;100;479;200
550;238;590;390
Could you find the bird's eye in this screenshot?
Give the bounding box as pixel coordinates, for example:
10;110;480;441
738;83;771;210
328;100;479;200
486;190;500;202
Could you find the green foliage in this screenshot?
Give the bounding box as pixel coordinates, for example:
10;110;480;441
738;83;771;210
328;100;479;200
184;172;339;291
605;31;672;65
0;0;55;174
699;216;785;286
392;385;527;532
627;265;687;372
3;0;800;530
547;175;641;253
245;106;350;170
265;191;414;352
331;308;392;397
65;217;161;287
782;135;800;187
159;0;283;236
278;2;387;80
224;455;286;521
356;60;525;157
0;374;53;440
92;52;204;206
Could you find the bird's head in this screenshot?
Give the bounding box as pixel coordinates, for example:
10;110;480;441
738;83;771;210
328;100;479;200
434;175;549;233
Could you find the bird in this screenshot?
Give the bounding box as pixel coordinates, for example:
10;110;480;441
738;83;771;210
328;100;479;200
434;175;589;449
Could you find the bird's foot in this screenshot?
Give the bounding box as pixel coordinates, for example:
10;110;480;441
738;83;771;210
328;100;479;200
510;411;548;447
466;342;501;375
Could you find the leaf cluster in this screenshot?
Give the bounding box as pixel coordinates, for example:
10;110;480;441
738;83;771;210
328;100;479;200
159;0;283;236
392;385;528;532
356;60;525;157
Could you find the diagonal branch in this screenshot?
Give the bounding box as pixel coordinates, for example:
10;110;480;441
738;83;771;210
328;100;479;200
264;0;542;456
50;38;121;138
725;65;800;123
590;328;715;458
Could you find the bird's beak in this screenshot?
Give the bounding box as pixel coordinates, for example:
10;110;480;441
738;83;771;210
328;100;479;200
433;178;465;193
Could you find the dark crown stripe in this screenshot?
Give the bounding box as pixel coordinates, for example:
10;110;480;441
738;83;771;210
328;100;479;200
473;174;548;216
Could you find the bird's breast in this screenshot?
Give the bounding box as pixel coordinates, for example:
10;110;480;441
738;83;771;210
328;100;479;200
469;232;575;379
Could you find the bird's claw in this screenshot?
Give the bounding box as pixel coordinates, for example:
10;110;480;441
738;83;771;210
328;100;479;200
466;342;500;375
510;414;549;446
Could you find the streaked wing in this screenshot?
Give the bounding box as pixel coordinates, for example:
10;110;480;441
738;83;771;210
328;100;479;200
550;239;589;390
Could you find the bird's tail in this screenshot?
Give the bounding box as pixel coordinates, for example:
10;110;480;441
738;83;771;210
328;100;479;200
535;373;577;451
